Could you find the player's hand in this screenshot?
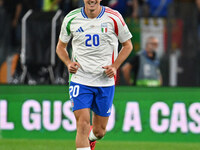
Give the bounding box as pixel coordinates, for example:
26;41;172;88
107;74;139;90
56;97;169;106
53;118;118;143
102;65;117;78
67;61;80;74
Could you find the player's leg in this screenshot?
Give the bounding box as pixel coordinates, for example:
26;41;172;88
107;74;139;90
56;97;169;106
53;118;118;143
74;108;91;149
89;85;115;147
90;113;109;140
69;82;94;150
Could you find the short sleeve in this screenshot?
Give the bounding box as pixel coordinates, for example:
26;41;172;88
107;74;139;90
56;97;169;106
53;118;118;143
59;17;72;43
117;14;132;43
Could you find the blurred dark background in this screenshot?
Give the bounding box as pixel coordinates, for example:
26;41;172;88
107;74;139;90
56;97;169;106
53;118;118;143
0;0;199;86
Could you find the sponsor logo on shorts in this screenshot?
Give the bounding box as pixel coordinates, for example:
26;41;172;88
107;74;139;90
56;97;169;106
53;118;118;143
107;107;111;113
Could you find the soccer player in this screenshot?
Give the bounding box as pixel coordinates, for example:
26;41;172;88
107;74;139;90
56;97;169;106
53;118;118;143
56;0;133;150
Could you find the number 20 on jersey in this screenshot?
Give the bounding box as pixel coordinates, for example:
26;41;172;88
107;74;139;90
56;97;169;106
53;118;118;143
85;34;100;47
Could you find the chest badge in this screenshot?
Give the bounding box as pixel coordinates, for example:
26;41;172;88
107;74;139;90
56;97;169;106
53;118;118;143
101;23;108;33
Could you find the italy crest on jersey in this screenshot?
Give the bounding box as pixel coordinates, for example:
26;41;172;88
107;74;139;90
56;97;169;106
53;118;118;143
101;23;108;33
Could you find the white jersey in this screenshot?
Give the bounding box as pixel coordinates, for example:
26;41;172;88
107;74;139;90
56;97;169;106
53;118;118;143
59;6;132;87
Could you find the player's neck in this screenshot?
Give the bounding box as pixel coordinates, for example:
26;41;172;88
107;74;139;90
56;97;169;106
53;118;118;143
84;5;102;19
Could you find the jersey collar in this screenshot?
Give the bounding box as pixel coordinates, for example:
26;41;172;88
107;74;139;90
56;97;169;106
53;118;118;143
81;6;105;19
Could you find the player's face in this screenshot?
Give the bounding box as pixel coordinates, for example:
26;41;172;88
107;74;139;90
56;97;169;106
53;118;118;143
84;0;102;11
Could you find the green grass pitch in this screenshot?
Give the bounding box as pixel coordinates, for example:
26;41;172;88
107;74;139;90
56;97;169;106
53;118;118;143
0;139;199;150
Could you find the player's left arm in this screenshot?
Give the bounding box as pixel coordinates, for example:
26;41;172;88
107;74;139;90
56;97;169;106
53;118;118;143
103;11;133;78
103;39;133;78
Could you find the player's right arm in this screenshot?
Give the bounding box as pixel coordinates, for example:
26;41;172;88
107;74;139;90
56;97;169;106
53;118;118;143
56;14;80;74
56;40;80;74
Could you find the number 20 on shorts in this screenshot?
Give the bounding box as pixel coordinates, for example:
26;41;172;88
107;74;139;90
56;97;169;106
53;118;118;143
69;85;80;98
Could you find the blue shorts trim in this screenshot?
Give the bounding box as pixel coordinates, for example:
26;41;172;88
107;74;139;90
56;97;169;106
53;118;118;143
69;81;115;117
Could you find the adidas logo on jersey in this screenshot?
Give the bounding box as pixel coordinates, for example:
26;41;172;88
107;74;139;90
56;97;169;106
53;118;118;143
76;27;84;32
